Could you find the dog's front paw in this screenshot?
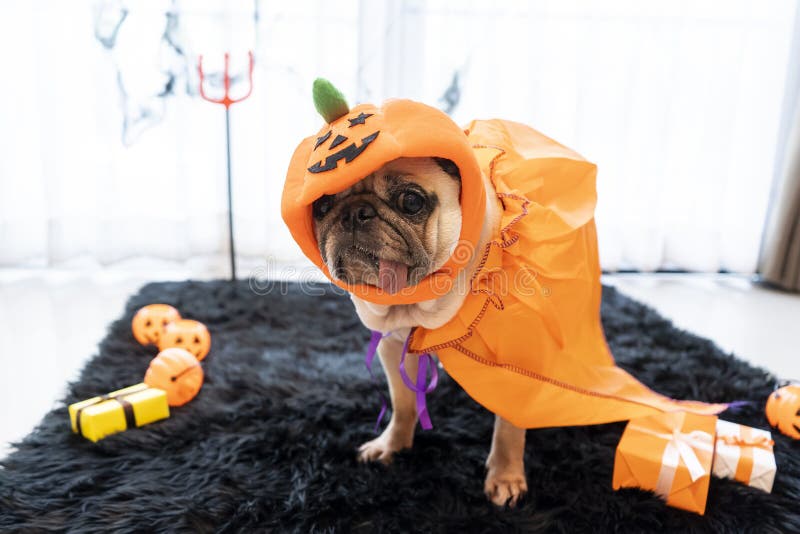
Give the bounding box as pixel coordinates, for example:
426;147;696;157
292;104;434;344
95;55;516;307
357;427;413;465
484;460;528;508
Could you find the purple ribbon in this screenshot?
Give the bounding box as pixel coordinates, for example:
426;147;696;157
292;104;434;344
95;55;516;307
364;330;439;432
365;330;390;433
398;333;438;430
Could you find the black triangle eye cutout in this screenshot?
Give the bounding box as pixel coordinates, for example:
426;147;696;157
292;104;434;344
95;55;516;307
329;134;347;150
347;113;372;127
314;130;332;150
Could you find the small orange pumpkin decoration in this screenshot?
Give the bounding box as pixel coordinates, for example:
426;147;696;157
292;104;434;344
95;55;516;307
765;383;800;440
157;319;211;361
144;348;204;407
132;304;181;346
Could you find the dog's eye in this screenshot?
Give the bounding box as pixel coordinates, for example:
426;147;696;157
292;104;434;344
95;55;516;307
312;195;334;219
398;191;425;215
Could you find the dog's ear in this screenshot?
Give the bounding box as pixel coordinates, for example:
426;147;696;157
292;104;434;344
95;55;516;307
433;157;461;180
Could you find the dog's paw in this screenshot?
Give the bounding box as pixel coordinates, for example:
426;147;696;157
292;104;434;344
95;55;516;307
484;463;528;508
356;431;412;465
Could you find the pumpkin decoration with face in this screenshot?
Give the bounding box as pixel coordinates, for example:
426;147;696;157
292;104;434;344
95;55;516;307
131;304;181;346
157;319;211;361
144;348;204;407
765;383;800;440
282;78;485;305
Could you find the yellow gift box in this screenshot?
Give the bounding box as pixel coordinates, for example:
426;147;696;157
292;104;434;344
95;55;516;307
613;411;717;515
712;419;776;492
68;383;170;442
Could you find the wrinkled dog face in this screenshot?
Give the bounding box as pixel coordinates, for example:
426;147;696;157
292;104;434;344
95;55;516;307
312;157;462;294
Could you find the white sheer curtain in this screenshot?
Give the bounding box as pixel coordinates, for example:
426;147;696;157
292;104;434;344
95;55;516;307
0;0;796;273
0;0;361;269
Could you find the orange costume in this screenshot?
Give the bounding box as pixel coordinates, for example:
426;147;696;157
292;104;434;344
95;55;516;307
282;81;726;429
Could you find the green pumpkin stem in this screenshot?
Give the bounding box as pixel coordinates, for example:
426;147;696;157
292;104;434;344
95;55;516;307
312;78;350;123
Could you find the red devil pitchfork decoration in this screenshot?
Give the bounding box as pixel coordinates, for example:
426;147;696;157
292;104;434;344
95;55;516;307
198;51;255;280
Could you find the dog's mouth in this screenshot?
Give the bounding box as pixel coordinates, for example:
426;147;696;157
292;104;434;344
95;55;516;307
377;258;409;294
333;245;415;294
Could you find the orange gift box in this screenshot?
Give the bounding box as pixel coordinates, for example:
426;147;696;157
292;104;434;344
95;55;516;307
613;411;717;515
712;420;776;492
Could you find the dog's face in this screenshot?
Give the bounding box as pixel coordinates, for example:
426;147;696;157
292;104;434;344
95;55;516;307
312;157;462;294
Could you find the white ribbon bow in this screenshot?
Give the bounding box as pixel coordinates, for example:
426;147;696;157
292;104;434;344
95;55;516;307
629;424;714;498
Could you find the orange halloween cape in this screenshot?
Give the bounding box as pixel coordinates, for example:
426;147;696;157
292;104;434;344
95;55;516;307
282;97;727;429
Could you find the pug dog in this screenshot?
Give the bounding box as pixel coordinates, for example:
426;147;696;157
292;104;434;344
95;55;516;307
311;156;527;507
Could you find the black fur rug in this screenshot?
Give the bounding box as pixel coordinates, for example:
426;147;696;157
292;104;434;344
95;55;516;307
1;281;798;533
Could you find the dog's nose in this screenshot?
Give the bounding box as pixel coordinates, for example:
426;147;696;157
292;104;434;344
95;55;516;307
341;202;377;229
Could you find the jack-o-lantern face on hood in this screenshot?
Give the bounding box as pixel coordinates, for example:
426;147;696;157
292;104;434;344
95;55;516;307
308;112;380;173
282;79;485;305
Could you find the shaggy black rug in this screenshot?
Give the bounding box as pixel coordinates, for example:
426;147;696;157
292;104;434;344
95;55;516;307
1;281;798;533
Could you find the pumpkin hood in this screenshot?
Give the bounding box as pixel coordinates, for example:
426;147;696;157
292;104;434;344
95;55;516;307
282;98;485;305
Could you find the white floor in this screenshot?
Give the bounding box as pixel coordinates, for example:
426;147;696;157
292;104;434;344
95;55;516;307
1;265;798;459
602;274;799;379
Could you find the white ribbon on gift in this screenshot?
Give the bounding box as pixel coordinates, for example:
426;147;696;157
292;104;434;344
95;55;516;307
713;419;776;492
628;424;714;498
